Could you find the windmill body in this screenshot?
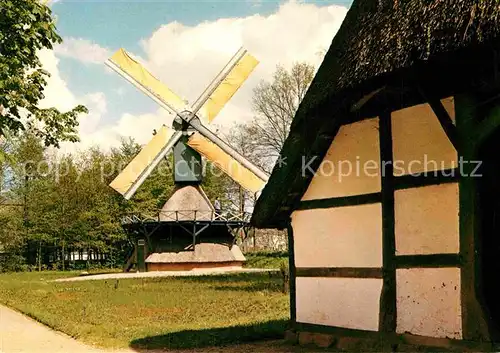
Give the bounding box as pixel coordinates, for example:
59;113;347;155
106;48;267;272
171;114;202;184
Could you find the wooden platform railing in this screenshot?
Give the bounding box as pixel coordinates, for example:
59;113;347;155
121;210;251;225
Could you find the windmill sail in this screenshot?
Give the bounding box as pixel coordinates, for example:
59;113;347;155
108;49;186;114
110;126;178;197
187;132;266;193
107;47;263;199
199;52;259;123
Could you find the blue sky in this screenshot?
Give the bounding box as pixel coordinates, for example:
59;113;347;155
44;0;352;149
52;0;352;49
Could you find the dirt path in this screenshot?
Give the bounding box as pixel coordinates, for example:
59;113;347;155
0;305;127;353
0;304;324;353
54;269;278;282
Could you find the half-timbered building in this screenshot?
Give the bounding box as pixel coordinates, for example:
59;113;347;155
251;1;500;350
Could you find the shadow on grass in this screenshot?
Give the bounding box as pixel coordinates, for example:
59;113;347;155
177;272;286;293
129;319;287;351
210;281;284;293
167;272;282;284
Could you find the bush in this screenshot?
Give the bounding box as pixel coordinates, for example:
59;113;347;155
0;253;28;272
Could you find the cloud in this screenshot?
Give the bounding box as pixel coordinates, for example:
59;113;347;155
37;48;110;154
42;0;61;5
138;0;348;128
43;1;348;154
66;108;173;154
79;92;107;135
37;46;169;154
54;38;112;65
38;49;78;111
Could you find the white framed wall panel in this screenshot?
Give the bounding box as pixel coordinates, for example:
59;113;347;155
395;183;459;255
396;268;462;339
302;117;381;201
296;277;382;331
291;204;383;268
391;98;458;175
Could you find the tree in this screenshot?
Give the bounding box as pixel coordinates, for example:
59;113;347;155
222;63;315;250
223;62;316;211
235;62;315;172
0;0;87;148
2;133;131;271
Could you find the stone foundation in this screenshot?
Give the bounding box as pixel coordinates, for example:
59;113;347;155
284;329;496;352
146;261;244;272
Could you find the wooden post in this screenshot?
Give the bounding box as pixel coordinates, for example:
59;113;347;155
239;186;245;214
137;239;146;272
192;223;197;251
61;239;65;271
455;93;491;341
287;219;296;325
38;240;42;272
378;112;397;333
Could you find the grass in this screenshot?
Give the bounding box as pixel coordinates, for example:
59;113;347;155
0;271;289;350
244;251;289;269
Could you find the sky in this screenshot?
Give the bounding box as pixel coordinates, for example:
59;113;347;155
40;0;352;153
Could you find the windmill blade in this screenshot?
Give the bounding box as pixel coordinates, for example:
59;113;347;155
191;47;244;111
110;126;181;199
198;50;259;123
187;133;266;194
107;48;186;115
189;118;268;182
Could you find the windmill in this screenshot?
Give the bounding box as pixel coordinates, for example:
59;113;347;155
106;47;268;272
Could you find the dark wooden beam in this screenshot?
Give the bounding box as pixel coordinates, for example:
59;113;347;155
140;222;160;253
287;220;296;324
427;98;459;150
296;267;383;278
192;222;196;250
297;192;381;211
395;254;463;268
475;105;500;144
350;86;386;112
195;223;209;236
417;84;459;151
378;112;397;333
393;168;459;190
455;93;491;341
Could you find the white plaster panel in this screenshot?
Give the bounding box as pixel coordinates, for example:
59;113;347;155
395;183;459;255
302;118;381;200
296;277;382;331
292;204;383;268
392;100;458;175
396;268;462;339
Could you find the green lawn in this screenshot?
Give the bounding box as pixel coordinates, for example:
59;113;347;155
0;271;289;349
244;251;289;269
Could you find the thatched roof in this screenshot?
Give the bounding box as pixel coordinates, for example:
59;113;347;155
252;0;500;228
160;185;214;221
